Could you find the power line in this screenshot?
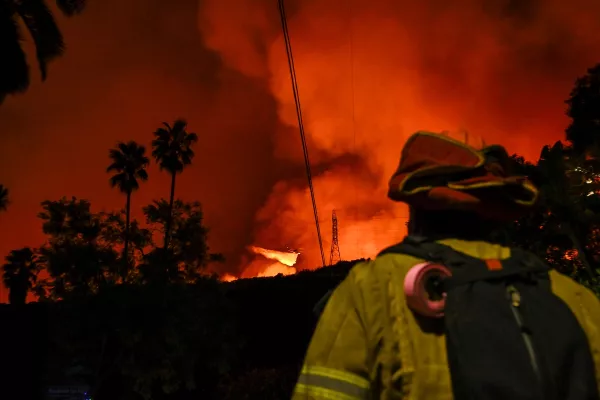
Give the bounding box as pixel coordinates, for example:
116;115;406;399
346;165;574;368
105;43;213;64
277;0;326;268
347;0;360;255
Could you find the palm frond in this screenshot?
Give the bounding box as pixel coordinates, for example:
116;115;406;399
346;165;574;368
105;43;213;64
135;145;147;158
187;132;198;143
0;184;9;211
172;119;187;129
109;172;127;188
106;162;120;173
55;0;87;16
0;2;29;97
137;169;149;181
107;141;149;193
15;0;65;81
151;119;198;173
118;141;130;153
108;147;126;165
153;128;170;140
181;151;194;166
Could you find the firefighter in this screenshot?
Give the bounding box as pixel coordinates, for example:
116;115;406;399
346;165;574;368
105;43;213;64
291;131;600;400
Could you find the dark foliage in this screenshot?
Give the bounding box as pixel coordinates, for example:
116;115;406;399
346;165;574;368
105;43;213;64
0;0;88;102
0;260;355;400
566;63;600;153
0;184;8;211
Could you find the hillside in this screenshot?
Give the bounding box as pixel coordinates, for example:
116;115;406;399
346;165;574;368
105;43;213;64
0;260;362;400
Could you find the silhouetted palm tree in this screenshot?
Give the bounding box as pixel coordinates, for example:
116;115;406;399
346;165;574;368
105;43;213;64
151;119;198;249
2;247;40;305
0;184;8;211
0;0;87;101
107;141;149;272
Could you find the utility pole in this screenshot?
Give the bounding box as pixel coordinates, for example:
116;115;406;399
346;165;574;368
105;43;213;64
329;210;341;266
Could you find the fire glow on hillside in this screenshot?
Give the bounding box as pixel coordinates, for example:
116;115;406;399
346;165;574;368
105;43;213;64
221;246;300;281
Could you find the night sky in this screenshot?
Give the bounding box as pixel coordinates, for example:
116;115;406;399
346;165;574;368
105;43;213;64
1;0;600;301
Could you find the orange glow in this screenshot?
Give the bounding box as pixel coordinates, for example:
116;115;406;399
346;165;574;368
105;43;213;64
198;0;600;277
221;273;238;282
4;0;600;301
564;250;579;261
257;262;296;278
220;246;300;280
248;246;299;277
248;246;299;267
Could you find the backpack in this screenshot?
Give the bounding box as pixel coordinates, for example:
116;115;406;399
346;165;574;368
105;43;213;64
379;236;599;400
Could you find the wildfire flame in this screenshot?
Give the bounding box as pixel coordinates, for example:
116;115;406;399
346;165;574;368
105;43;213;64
248;246;299;267
250;246;299;277
220;246;300;281
221;273;237;282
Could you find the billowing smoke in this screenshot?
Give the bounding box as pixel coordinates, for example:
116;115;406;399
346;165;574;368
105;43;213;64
198;0;600;274
1;0;599;293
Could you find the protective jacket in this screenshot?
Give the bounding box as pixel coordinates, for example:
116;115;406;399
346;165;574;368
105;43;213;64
291;239;600;400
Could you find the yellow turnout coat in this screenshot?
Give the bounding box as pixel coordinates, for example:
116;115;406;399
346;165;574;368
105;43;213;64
292;239;600;400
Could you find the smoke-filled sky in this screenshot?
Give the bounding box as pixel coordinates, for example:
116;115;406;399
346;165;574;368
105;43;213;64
1;0;599;299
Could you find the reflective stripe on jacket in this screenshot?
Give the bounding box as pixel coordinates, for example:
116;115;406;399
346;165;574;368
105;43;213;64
291;239;600;399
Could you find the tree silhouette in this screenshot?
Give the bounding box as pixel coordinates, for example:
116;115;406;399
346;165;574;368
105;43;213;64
566;63;600;154
0;184;8;211
106;141;149;276
37;197;119;299
99;211;152;266
38;197;100;241
142;199;223;283
532;142;600;279
0;0;87;102
151;119;198;249
2;247;40;304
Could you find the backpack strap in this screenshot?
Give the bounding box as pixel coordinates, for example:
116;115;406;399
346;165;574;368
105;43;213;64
379;236;550;288
379;235;484;266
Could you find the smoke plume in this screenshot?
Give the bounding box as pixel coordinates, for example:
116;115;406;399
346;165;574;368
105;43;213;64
1;0;600;296
198;0;600;273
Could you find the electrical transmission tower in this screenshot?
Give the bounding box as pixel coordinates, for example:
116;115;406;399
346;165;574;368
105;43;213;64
329;210;341;266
